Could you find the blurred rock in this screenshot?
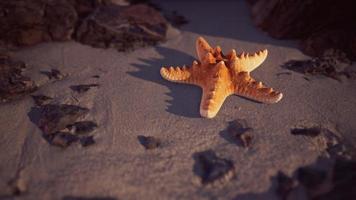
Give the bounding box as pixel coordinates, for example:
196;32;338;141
37;104;89;135
137;135;161;149
75;4;168;51
0;53;37;103
193;150;234;185
0;0;78;47
249;0;356;60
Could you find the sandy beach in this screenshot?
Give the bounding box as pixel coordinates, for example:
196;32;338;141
1;0;355;199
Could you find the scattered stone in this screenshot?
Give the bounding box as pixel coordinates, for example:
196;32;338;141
31;95;53;106
282;49;353;81
37;104;89;135
41;69;65;80
51;132;79;148
275;171;296;200
291;126;321;137
226;119;253;147
80;135;96;147
75;4;168;51
70;84;100;93
0;54;37;103
193;150;234;185
137;135;160;149
67;121;98;134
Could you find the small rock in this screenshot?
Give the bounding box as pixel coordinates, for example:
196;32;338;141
80;136;96;147
37;104;90;135
193;150;234;185
41;69;65;80
92;75;100;78
31;95;52;106
70;84;100;93
51;132;79;148
137;135;160;149
0;54;37;103
67;121;98;135
291;127;321;137
227;119;253;147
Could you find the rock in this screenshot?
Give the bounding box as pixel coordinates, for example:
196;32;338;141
291;127;321;137
0;53;37;103
67;121;98;134
31;95;52;106
282;49;352;81
70;84;99;93
51;132;79;148
137;135;160;149
249;0;356;60
193;150;234;185
37;104;89;135
75;4;168;51
40;69;66;80
226;119;253;147
0;0;78;47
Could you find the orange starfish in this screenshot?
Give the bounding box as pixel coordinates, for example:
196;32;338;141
160;37;283;118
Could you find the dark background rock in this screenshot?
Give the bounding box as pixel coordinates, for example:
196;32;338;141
0;0;78;47
0;53;37;103
75;4;168;51
249;0;356;60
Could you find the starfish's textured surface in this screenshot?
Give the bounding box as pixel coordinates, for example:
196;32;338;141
160;37;283;118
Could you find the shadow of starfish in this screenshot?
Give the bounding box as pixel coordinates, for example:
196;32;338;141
128;46;202;118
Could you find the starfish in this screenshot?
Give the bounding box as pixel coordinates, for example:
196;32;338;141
160;37;283;118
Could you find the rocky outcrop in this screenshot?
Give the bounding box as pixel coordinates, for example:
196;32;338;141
0;0;168;51
75;4;168;51
249;0;356;60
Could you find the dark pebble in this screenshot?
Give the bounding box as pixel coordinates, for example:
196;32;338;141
291;127;321;137
227;119;253;147
193;150;234;185
137;135;160;149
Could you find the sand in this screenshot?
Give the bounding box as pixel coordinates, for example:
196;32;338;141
1;0;356;200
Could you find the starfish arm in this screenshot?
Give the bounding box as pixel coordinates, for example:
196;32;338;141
199;61;234;118
234;72;283;104
160;61;202;85
200;84;233;118
230;49;268;72
196;37;213;63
